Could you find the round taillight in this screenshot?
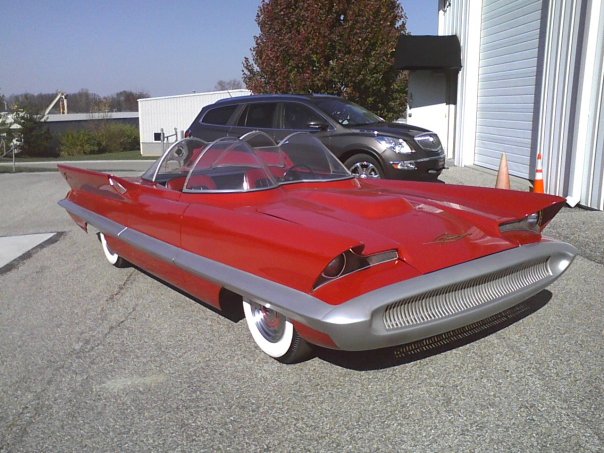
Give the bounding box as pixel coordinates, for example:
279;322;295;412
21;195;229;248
322;254;346;279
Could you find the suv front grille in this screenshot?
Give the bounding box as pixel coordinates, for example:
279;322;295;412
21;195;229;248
414;133;443;152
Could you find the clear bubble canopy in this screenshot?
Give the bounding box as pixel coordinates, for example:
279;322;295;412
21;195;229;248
142;132;352;192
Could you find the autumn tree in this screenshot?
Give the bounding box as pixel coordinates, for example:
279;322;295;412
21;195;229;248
12;110;54;157
64;89;101;113
243;0;407;120
107;90;150;111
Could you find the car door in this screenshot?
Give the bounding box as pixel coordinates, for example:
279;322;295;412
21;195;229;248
112;177;190;288
228;102;280;141
276;102;332;140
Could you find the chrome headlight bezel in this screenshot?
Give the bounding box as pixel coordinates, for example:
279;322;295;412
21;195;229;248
500;212;542;234
376;136;415;155
314;248;399;289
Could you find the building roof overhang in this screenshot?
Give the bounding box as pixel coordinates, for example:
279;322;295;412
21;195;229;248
394;35;462;71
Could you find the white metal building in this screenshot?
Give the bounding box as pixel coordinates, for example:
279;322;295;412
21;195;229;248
138;89;250;156
405;0;604;210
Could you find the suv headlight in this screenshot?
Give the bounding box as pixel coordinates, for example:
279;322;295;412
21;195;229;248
376;136;414;154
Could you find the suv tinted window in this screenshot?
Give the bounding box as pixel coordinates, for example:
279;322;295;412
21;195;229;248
282;103;324;129
202;105;237;125
238;103;278;128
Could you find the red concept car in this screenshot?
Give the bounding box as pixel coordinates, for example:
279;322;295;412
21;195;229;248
58;132;576;363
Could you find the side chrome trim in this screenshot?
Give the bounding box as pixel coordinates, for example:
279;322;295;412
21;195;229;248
58;199;333;322
59;199;577;351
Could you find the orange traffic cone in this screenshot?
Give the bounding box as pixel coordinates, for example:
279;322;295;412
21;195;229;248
533;152;544;193
495;153;511;190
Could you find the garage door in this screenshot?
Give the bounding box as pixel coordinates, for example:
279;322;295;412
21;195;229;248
475;0;543;177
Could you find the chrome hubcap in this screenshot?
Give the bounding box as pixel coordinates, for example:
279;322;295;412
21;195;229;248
250;302;286;343
350;161;381;178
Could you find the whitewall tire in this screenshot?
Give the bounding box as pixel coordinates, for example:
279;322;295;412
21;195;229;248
243;299;313;363
99;232;128;268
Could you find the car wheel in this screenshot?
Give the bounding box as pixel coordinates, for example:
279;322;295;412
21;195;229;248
99;232;128;268
243;299;313;363
345;154;383;179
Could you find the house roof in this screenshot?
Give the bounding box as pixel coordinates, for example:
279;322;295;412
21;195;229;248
43;112;138;122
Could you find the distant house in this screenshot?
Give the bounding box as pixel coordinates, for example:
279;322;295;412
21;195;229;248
399;0;604;211
44;112;138;134
43;112;139;154
0;112;22;154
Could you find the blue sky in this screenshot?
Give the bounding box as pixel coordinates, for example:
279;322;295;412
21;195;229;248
0;0;438;98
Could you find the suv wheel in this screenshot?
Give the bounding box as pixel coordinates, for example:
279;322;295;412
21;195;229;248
345;154;383;179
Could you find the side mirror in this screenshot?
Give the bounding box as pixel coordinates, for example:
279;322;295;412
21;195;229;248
307;121;329;131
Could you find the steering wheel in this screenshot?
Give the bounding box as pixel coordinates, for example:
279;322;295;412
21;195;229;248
165;145;189;171
283;164;316;181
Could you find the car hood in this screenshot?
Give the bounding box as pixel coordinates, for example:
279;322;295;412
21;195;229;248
350;122;431;139
256;186;518;275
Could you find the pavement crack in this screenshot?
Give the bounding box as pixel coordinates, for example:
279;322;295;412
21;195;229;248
1;270;140;451
75;269;138;355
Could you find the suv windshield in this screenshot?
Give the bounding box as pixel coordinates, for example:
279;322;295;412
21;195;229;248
314;98;384;127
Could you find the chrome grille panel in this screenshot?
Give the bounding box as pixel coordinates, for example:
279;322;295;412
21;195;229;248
383;259;552;330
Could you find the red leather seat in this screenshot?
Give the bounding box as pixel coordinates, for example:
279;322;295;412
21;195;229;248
245;168;274;189
255;149;294;180
166;176;187;191
185;174;217;191
166;175;216;191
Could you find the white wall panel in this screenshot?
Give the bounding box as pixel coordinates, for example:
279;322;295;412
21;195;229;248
475;0;543;177
439;0;484;167
440;0;603;209
566;0;604;210
138;89;250;156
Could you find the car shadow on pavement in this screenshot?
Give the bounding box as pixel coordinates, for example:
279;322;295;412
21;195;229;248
128;263;552;370
313;290;552;371
133;265;246;322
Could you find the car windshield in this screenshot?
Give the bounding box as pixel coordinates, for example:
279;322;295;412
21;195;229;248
142;133;352;192
314;98;384;127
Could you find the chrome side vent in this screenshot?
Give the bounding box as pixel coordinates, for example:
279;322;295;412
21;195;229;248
383;259;552;330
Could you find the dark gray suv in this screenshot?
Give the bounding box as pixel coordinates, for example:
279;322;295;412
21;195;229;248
185;94;445;180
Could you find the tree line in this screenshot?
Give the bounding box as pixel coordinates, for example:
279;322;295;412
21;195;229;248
2;89;150;114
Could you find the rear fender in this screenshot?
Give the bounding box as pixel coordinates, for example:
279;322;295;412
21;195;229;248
58;164;132;232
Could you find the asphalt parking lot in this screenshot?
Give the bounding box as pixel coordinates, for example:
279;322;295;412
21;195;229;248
1;166;602;452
